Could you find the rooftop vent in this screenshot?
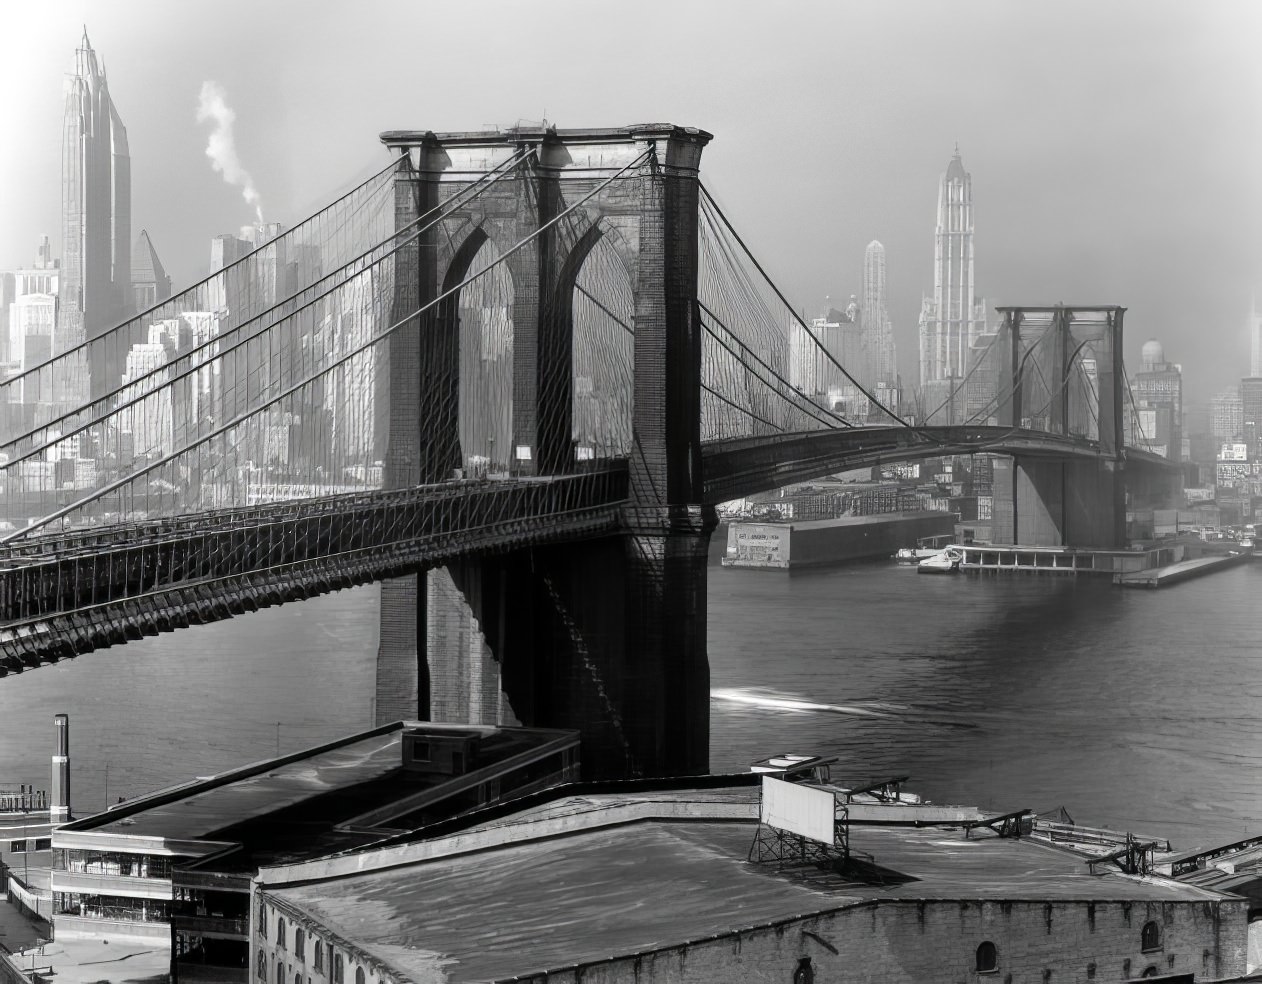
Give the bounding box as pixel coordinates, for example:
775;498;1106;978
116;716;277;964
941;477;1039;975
402;728;483;777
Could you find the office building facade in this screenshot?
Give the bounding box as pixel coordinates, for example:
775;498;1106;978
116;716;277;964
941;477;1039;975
918;148;987;387
59;30;132;399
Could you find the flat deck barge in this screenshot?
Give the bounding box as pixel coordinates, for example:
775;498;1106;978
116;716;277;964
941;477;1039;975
1113;551;1250;588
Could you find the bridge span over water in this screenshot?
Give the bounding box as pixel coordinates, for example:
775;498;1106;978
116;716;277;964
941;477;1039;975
0;124;1178;777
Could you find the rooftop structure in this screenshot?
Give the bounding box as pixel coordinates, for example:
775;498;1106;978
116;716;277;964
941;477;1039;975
254;779;1250;984
51;722;579;982
131;229;172;312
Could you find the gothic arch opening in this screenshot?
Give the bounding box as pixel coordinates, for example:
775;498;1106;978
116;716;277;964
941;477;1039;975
441;226;515;476
567;227;634;463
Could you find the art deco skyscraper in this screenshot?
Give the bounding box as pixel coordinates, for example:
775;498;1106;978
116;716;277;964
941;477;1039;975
918;146;985;386
59;29;131;399
862;240;896;387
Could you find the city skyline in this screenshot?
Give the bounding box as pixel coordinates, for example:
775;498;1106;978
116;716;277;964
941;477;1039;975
0;1;1257;405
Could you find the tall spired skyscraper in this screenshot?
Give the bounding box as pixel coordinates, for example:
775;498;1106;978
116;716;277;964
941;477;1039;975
59;29;131;399
862;240;896;387
918;146;985;386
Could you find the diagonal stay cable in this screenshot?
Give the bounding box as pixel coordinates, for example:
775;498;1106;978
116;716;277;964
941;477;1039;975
4;150;533;462
698;301;853;429
5;149;653;544
701;382;781;433
698;183;912;430
925;322;1005;424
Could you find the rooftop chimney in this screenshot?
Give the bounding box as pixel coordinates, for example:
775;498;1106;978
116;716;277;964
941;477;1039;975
51;714;69;823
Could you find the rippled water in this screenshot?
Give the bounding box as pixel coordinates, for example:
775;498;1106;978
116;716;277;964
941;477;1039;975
0;562;1259;852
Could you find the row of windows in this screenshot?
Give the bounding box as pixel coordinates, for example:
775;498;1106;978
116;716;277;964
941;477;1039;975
8;838;51;854
54;892;171;923
57;849;175;878
974;922;1162;974
258;953;366;984
259;906;371;984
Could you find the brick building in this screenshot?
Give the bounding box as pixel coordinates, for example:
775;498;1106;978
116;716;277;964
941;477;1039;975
251;780;1250;984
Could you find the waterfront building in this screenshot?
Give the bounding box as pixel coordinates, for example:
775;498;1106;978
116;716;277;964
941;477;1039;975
131;230;172;313
0;715;74;926
251;776;1251;984
59;29;132;400
49;721;579;982
918;147;987;387
1129;339;1183;461
862;241;896;388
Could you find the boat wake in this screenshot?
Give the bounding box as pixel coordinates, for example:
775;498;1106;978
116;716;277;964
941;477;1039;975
711;688;902;718
711;687;979;730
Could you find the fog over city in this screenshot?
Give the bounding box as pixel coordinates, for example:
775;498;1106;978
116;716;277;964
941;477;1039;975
0;0;1258;401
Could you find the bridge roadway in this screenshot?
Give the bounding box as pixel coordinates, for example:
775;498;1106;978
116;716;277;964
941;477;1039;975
0;425;1171;672
0;468;628;672
702;424;1174;502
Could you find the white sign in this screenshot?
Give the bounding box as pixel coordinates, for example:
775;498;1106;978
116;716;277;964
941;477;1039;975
760;776;835;845
515;445;533;461
1220;443;1249;462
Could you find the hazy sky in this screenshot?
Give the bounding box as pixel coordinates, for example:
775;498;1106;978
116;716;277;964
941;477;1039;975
1;0;1258;403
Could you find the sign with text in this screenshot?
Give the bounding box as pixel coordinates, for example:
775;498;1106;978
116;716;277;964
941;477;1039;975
760;776;835;845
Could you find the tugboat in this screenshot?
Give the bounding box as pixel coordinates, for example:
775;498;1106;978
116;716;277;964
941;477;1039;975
917;546;963;574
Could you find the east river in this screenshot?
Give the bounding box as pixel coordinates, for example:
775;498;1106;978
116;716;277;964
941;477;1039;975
1;560;1259;851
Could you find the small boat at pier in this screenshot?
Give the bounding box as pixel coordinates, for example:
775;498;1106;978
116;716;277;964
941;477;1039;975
917;546;963;574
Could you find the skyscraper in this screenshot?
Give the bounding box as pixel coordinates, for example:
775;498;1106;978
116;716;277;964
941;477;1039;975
862;241;896;387
918;146;986;386
59;29;131;399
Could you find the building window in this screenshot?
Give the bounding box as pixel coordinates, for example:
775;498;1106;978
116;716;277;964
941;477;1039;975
295;929;305;961
976;941;999;973
296;975;302;984
314;944;323;973
33;839;50;851
333;953;343;984
257;952;267;980
1141;920;1161;952
277;961;284;984
277;917;287;950
9;840;25;854
793;958;814;984
355;969;365;984
1141;969;1159;979
259;902;268;939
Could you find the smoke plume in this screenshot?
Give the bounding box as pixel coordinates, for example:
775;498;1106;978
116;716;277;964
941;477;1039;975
196;81;264;224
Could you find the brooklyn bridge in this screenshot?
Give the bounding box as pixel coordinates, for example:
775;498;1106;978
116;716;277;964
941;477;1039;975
0;124;1177;778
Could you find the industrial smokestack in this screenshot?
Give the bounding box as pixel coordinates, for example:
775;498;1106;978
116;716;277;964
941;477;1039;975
51;714;69;823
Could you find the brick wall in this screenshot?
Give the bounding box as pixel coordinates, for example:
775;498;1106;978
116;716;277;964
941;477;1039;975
524;897;1249;984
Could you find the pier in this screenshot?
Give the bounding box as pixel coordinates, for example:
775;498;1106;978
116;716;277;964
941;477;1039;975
1113;551;1251;588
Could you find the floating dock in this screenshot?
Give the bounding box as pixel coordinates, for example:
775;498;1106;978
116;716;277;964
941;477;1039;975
1113;551;1250;588
954;542;1183;577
